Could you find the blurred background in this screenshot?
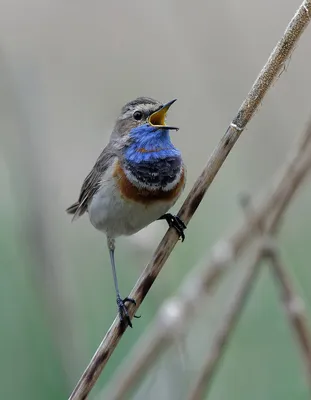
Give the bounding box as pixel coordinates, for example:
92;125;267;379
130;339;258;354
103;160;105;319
1;0;311;399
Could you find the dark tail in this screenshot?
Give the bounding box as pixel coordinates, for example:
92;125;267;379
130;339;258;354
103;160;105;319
66;202;79;215
66;201;83;221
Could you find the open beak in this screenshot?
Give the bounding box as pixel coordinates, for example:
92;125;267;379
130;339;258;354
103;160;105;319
148;99;179;130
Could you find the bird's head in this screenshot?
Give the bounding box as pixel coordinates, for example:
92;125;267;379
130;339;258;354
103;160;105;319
111;97;180;162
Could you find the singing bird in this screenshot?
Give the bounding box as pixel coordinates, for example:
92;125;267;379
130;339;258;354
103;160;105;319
67;97;186;327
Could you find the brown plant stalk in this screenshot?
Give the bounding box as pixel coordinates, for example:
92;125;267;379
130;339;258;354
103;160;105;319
101;120;311;400
268;247;311;387
187;245;265;400
188;240;311;400
185;139;311;400
69;1;311;398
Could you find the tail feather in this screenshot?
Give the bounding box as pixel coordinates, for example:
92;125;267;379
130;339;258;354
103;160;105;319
66;201;84;221
66;202;79;214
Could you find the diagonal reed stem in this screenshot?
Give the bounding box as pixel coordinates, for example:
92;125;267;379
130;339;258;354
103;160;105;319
102;118;311;400
187;245;265;400
189;240;311;400
69;1;311;398
268;247;311;388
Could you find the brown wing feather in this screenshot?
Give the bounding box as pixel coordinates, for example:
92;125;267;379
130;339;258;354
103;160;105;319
66;143;117;221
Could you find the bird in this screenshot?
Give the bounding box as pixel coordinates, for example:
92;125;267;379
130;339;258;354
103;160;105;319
66;97;186;327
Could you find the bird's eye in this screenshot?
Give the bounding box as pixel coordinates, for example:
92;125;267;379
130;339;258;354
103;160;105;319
133;111;143;120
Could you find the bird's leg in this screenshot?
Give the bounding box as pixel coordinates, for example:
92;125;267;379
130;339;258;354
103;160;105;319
107;237;137;328
158;214;187;242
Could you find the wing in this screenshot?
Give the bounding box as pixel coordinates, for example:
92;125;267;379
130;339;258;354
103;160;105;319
66;143;117;220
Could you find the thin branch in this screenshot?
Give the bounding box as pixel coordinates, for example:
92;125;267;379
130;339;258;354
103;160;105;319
100;119;311;399
187;245;264;400
267;246;311;388
268;127;311;234
185;196;265;400
187;238;311;400
186;180;311;400
69;1;311;398
100;320;171;400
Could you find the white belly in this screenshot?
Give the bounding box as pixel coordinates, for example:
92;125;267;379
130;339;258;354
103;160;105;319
88;172;172;238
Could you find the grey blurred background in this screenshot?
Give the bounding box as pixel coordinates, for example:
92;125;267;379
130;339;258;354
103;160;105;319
1;0;311;399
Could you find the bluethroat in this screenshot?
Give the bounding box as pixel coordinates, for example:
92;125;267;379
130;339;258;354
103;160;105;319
67;97;186;327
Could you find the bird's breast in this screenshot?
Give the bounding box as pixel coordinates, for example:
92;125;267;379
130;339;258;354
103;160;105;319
88;157;185;237
113;158;185;205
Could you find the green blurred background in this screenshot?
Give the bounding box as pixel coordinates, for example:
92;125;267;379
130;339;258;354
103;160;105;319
1;0;311;399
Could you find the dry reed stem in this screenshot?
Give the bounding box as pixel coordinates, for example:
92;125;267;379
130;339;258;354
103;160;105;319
101;119;311;399
69;1;311;398
187;245;265;400
188;239;311;400
186;145;311;400
267;247;311;388
100;321;171;399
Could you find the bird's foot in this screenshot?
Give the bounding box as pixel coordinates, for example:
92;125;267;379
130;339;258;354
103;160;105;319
159;213;187;242
116;296;140;328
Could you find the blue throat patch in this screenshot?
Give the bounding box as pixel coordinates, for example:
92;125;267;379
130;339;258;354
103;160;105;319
125;124;181;163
